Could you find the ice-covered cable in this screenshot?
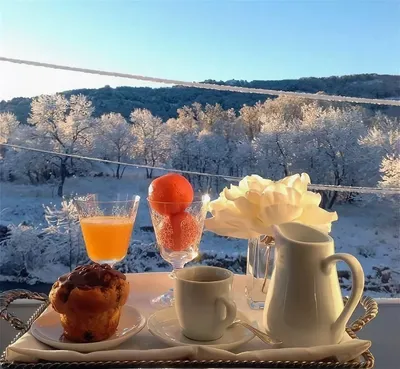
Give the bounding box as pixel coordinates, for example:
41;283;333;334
2;143;399;195
1;57;400;106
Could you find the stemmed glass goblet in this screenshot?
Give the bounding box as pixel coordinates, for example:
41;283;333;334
74;194;140;267
148;194;209;307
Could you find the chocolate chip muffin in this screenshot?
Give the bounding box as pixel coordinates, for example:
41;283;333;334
49;263;129;343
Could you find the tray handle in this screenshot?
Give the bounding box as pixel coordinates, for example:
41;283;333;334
0;289;48;331
344;295;379;333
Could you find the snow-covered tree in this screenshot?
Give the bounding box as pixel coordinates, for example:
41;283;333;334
361;113;399;155
130;109;170;178
43;199;88;270
95;113;135;179
195;131;227;190
380;155;400;188
0;200;88;280
166;116;199;178
0;223;52;280
0;112;20;158
172;103;203;131
210;118;250;176
200;103;236;131
360;113;400;189
253;100;374;208
299;104;372;208
171;102;236;132
239;103;264;141
253;99;304;179
258;95;308;127
0;112;19;145
3;125;54;184
167;103;251;192
28;94;95;196
240;96;307;143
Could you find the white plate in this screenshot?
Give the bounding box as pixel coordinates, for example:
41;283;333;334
147;308;255;350
31;305;146;352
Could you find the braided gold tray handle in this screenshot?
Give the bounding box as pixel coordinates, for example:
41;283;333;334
0;289;49;331
0;290;378;369
348;296;379;333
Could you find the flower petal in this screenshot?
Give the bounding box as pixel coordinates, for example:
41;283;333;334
246;190;262;204
233;196;258;217
301;173;311;185
238;178;249;191
250;174;273;189
208;197;229;215
295;205;338;233
261;187;301;207
204;217;259;239
264;183;289;196
296;173;311;193
279;173;310;193
285;187;302;205
250;217;273;236
300;191;322;206
261;190;287;207
259;203;303;226
224;185;243;201
279;174;300;187
246;175;265;193
215;208;249;226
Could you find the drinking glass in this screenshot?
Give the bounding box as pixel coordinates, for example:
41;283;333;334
74;194;140;267
148;194;209;307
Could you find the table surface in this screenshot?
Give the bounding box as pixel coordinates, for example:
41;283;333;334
1;273;399;369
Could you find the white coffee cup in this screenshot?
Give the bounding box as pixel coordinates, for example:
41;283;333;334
174;266;237;341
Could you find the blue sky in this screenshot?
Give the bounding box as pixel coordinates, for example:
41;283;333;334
1;0;399;100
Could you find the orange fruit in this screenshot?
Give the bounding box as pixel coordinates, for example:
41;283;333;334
148;173;194;215
158;212;200;251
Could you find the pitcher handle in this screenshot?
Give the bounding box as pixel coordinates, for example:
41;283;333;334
322;253;365;334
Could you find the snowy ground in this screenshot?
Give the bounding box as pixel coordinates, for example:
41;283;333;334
0;167;399;297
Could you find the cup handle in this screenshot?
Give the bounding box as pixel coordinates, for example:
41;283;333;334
216;297;237;328
322;253;365;334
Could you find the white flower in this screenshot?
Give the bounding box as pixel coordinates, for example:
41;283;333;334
205;173;338;239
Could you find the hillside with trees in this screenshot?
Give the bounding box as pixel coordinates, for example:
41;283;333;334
1;73;399;124
204;73;400;98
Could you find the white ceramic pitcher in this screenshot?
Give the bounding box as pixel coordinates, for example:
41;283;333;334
262;222;364;348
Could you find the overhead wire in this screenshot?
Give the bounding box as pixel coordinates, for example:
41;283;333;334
1;57;400;106
2;143;399;195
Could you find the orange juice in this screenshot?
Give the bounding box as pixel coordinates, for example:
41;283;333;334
80;216;134;262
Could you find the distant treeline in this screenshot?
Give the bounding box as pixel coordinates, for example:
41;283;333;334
1;73;399;124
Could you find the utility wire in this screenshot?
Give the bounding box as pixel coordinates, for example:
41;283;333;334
1;57;400;106
2;143;399;195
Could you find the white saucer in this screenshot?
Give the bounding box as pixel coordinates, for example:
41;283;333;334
147;308;255;350
31;305;146;352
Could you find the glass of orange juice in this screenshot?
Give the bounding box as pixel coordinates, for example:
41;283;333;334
74;194;140;266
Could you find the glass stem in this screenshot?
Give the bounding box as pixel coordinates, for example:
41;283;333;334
169;261;185;279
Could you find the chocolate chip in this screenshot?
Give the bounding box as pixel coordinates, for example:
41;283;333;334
59;290;69;303
83;331;94;342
